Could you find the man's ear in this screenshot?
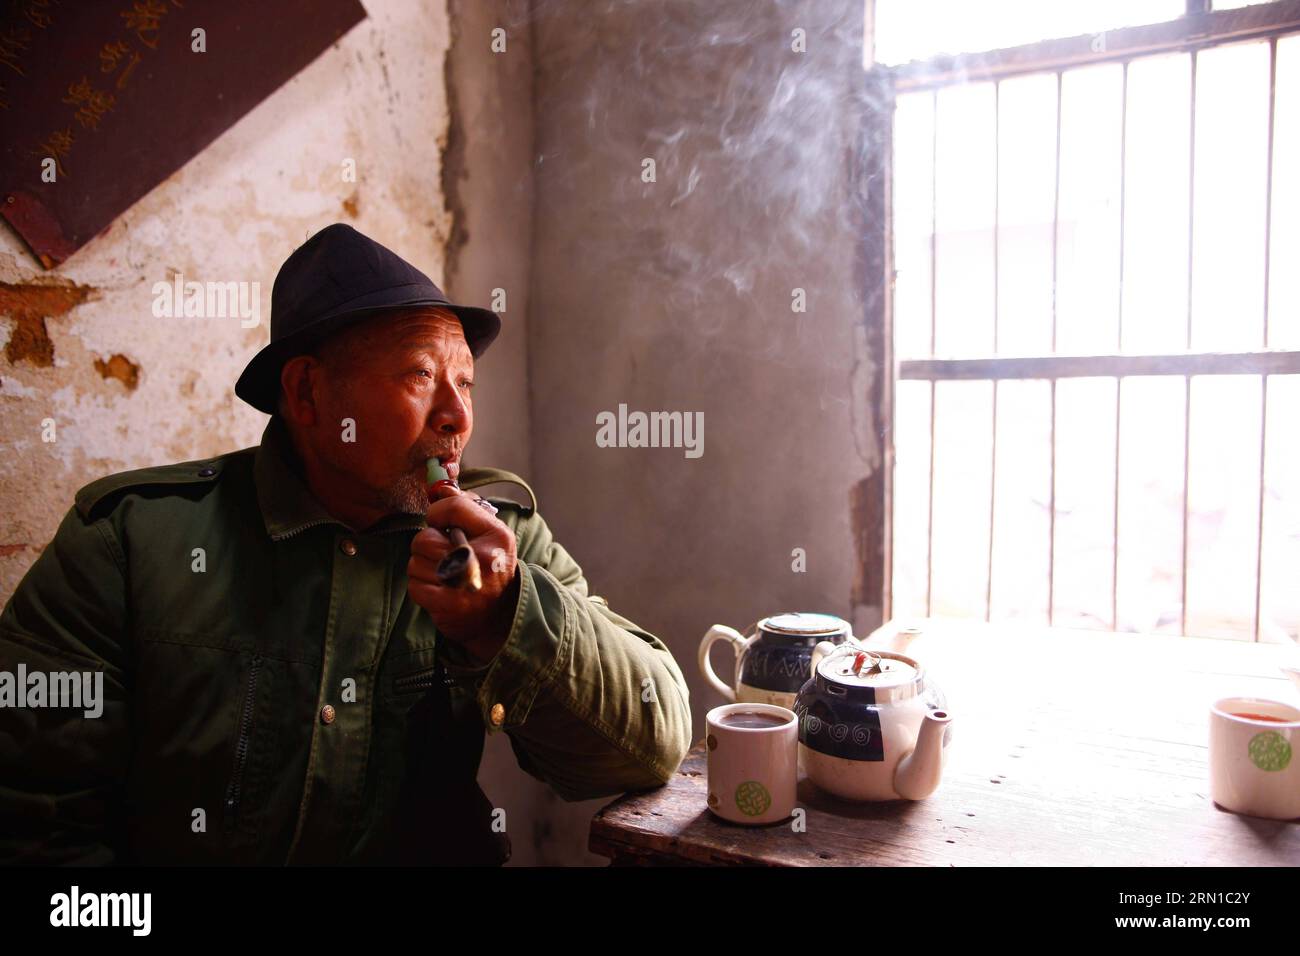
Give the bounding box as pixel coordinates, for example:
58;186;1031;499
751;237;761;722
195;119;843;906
279;355;322;428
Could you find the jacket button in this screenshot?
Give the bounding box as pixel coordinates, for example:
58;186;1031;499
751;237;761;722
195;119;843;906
198;466;216;477
320;704;336;724
489;703;505;727
340;539;357;556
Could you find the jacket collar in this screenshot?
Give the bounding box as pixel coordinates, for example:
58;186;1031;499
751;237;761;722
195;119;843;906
253;417;426;540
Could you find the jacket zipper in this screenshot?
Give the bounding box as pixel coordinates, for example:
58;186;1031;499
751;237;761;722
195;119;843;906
270;519;335;542
224;654;263;829
393;666;440;694
271;519;426;542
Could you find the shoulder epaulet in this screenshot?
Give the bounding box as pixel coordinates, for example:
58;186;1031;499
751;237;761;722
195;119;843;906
74;455;229;521
458;467;537;517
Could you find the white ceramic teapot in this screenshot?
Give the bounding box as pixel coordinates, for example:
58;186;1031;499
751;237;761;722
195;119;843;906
698;613;852;710
793;626;953;801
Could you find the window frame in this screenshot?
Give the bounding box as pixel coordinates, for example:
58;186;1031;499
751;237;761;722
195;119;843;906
859;0;1300;638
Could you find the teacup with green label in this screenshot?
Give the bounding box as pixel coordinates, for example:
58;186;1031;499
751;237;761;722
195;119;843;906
1209;697;1300;821
705;703;797;826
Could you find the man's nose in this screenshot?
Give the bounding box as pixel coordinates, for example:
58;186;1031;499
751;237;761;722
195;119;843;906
430;377;470;434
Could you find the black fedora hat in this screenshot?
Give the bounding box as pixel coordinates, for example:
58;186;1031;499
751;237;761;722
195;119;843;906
235;223;501;414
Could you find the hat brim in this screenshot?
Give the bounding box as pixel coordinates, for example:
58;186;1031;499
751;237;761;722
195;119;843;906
234;302;501;414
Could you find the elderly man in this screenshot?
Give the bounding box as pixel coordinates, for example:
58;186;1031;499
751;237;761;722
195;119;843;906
0;224;692;865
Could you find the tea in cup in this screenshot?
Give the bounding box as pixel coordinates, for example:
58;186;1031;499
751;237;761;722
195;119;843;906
705;703;797;825
1209;697;1300;821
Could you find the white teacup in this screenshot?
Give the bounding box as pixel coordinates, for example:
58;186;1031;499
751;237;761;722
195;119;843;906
705;703;797;826
1209;697;1300;821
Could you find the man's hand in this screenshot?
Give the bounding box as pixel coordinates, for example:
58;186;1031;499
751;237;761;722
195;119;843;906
408;485;520;664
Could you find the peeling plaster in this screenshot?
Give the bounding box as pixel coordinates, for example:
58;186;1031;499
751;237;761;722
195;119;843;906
0;278;98;366
93;354;141;391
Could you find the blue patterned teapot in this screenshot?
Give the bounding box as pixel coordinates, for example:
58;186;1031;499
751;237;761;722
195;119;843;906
794;626;953;801
698;613;852;710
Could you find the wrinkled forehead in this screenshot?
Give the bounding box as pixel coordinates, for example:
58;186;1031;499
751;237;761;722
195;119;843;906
371;308;473;364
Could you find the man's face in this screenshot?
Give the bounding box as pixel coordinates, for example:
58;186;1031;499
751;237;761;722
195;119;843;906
306;308;475;516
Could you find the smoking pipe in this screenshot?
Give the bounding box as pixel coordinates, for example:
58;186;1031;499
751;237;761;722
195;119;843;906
426;458;483;591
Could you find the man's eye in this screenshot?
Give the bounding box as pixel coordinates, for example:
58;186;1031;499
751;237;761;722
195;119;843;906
409;370;471;388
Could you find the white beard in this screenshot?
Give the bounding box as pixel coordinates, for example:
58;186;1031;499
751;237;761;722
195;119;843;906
377;470;429;517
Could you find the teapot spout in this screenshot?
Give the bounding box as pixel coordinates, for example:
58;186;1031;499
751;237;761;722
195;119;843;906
893;709;952;800
1282;663;1300;700
864;623;924;655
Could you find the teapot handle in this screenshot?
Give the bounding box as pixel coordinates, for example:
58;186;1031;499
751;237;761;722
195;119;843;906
698;625;750;702
810;640;839;679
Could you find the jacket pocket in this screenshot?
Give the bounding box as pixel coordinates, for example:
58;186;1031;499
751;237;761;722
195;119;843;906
382;640;441;700
391;664;440;697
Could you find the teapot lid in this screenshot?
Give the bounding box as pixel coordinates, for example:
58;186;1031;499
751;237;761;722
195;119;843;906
759;612;850;637
817;646;918;690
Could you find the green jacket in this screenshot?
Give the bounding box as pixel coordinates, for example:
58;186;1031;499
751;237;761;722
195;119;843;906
0;418;692;865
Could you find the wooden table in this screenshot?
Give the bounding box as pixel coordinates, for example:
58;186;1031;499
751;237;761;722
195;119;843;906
589;619;1300;866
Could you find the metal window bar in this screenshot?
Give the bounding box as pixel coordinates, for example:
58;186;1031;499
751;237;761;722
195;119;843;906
1049;70;1062;628
887;0;1300;92
901;352;1300;379
1113;61;1129;633
1180;50;1198;637
896;31;1295;640
925;88;938;618
986;80;1000;624
1254;36;1279;642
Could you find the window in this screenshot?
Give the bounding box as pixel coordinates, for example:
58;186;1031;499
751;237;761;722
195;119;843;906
871;1;1300;640
873;0;1185;66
